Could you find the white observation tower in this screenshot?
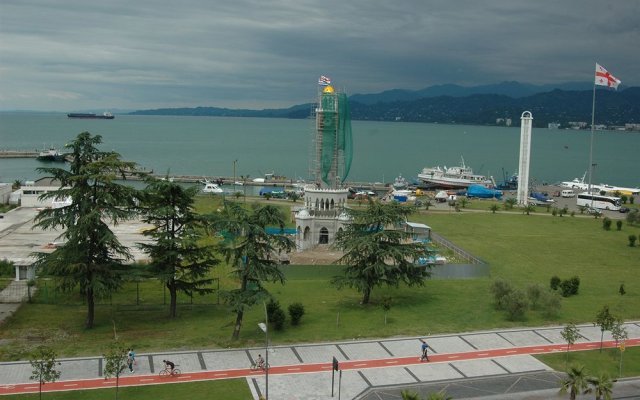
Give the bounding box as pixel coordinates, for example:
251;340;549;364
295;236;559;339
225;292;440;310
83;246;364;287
517;111;533;205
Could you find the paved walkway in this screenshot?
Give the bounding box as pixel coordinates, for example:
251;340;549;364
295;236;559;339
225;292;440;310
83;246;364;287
1;322;638;399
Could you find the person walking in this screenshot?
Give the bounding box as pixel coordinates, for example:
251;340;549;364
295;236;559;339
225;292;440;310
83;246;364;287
419;339;430;362
127;348;136;373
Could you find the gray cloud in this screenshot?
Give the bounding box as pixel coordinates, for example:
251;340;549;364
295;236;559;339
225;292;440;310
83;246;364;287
1;0;638;111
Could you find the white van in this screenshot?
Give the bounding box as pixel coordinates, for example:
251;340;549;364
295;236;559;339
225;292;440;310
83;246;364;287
561;189;575;198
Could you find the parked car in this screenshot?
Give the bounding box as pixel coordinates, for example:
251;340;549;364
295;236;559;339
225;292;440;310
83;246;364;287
619;207;630;213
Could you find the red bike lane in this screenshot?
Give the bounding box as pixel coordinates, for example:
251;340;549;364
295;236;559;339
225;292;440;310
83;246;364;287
2;338;637;396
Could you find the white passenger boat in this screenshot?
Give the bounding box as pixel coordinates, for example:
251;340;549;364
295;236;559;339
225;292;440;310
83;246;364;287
417;157;494;188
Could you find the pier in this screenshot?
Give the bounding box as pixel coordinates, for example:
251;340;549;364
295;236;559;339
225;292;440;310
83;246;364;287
0;150;39;158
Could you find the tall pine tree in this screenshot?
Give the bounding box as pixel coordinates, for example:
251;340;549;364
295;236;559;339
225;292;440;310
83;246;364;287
33;132;142;329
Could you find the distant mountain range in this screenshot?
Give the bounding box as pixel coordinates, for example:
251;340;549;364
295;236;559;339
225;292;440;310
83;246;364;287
130;81;640;128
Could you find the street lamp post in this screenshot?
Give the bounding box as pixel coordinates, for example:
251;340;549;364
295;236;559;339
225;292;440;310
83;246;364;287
258;303;269;399
233;159;237;195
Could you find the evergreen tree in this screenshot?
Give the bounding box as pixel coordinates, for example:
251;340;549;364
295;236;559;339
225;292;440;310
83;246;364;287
331;201;430;304
138;178;218;318
212;202;293;340
32;132;142;329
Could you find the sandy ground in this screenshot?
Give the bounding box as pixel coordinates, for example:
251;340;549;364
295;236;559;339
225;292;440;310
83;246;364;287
288;246;343;265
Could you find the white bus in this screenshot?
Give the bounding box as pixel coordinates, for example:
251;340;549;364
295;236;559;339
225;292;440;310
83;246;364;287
576;193;621;211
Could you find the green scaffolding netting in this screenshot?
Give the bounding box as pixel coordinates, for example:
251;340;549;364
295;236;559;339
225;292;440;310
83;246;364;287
320;92;352;186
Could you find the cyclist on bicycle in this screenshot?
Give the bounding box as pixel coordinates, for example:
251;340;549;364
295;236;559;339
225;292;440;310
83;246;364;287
162;359;175;373
256;354;265;369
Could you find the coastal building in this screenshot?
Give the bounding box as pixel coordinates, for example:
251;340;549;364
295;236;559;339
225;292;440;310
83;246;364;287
295;81;353;251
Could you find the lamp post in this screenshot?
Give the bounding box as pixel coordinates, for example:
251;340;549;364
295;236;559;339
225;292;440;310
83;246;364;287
258;303;269;399
233;159;237;195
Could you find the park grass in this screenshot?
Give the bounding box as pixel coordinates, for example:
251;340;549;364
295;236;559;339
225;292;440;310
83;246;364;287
1;206;639;362
2;378;251;400
535;346;640;378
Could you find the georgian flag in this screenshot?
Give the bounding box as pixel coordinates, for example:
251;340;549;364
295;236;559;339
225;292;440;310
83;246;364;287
318;75;331;86
595;63;621;89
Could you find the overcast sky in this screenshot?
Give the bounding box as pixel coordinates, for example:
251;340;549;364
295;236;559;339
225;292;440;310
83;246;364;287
1;0;638;111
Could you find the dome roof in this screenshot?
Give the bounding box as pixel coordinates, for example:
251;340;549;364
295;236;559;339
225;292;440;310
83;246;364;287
337;211;351;221
322;85;335;94
296;209;311;219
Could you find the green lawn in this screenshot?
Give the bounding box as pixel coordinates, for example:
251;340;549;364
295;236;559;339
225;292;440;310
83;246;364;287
536;347;640;378
2;379;251;400
1;205;639;363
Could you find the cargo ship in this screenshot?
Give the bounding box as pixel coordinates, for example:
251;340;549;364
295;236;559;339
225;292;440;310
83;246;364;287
67;112;114;119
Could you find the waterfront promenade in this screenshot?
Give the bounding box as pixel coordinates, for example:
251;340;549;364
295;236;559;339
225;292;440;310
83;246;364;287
1;322;639;399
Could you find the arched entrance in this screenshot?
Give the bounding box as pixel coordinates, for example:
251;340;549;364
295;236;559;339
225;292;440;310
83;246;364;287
319;227;329;244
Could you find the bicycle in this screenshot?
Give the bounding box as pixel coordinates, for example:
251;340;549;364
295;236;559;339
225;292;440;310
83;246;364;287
159;365;182;377
250;361;270;371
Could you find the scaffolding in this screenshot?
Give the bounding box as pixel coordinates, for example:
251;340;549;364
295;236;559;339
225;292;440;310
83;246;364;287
310;85;353;188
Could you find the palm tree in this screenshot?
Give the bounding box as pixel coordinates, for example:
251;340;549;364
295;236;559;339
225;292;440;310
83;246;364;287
587;372;614;400
490;204;499;214
426;391;452;400
503;197;517;210
401;390;420;400
522;204;536;215
559;364;589;400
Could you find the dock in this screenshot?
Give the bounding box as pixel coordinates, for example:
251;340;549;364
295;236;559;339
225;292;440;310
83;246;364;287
0;150;39;158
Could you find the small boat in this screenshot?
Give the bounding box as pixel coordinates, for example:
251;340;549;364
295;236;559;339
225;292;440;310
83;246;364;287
417;157;494;189
529;192;555;205
467;185;503;199
392;175;409;190
496;169;518;190
67;112;114;119
202;181;223;194
560;172;639;196
37;148;66;162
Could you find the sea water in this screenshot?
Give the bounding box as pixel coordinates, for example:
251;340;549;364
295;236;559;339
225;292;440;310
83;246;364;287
0;113;638;188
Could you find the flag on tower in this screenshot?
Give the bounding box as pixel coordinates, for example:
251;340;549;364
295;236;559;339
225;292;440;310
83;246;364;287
595;63;621;89
318;75;331;86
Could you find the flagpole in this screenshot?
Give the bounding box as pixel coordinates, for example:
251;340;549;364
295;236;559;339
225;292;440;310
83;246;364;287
588;65;596;205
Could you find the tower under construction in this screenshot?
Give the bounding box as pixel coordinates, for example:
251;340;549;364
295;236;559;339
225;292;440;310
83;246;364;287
296;78;353;251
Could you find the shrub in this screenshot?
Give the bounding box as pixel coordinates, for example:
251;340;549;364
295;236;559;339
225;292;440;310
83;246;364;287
602;217;612;231
266;298;281;322
490;279;514;310
560;276;580;297
629;234;637;247
267;298;287;330
0;259;14;277
271;308;286;331
616;220;623;231
288;302;305;326
569;276;580;295
626;210;638;225
527;283;544;310
560;280;573;297
550;275;561;291
503;289;529;321
538;289;562;318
